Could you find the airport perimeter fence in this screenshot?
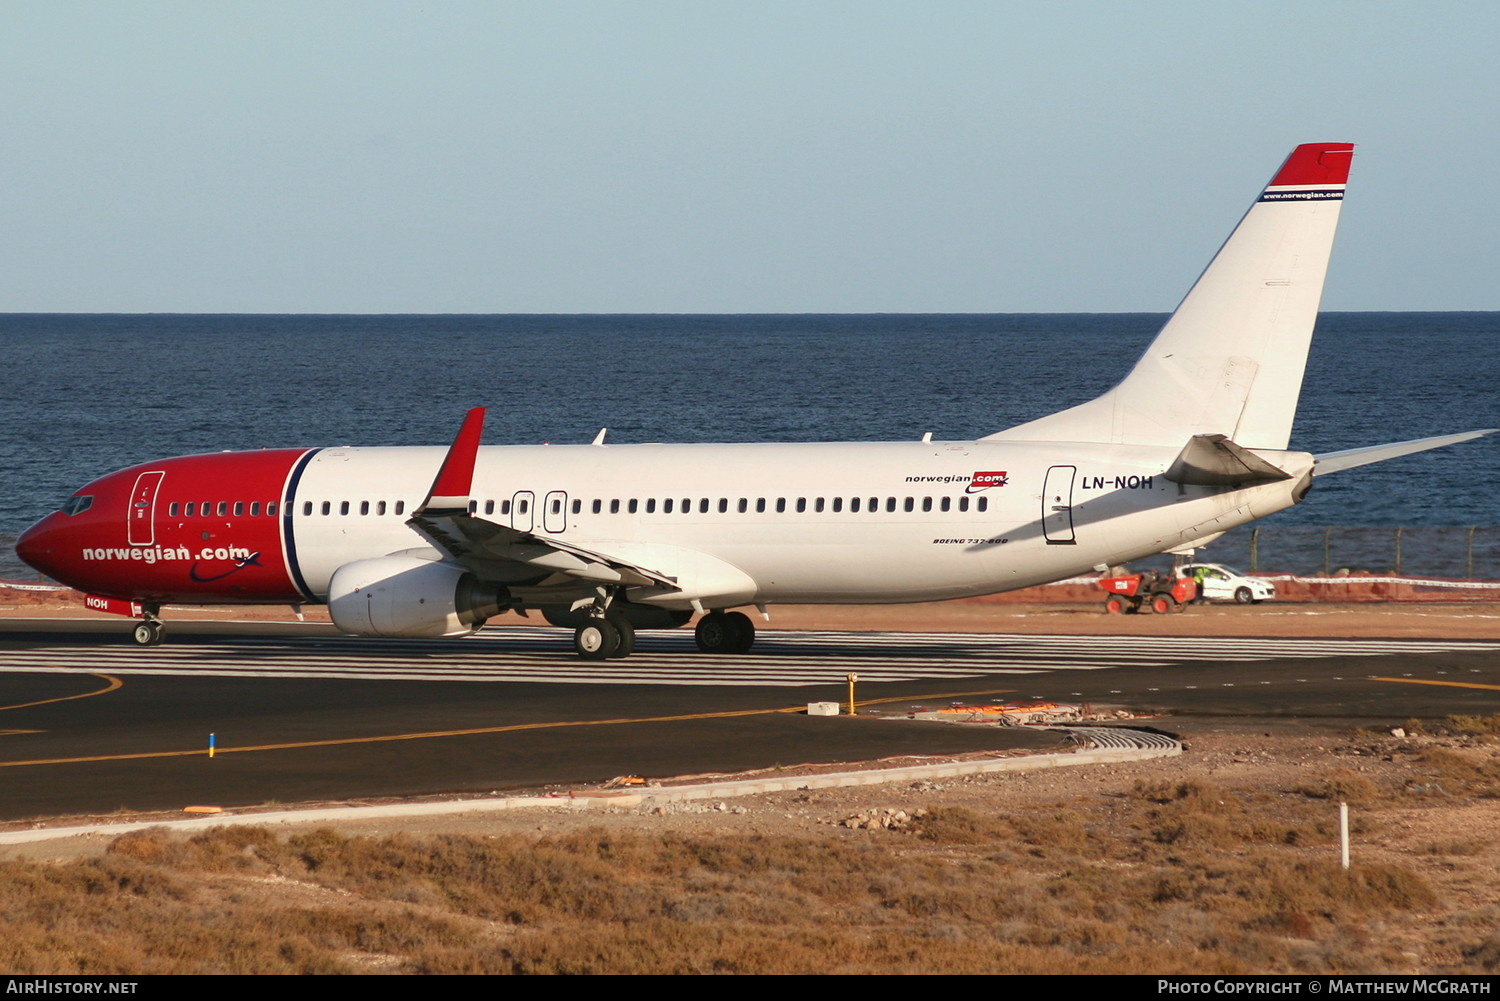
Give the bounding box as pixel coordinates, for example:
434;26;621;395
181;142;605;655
2;527;1499;585
1175;525;1500;580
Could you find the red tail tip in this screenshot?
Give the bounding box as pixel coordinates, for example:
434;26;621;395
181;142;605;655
1270;142;1354;187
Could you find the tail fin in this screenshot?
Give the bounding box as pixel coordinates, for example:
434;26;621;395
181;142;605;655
985;142;1354;449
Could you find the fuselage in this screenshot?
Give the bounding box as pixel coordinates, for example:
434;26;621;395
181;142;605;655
15;438;1314;610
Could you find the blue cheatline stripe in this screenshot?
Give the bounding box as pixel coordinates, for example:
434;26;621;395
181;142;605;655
281;448;324;604
1259;189;1344;202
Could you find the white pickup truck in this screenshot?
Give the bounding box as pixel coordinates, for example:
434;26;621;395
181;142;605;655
1179;563;1277;604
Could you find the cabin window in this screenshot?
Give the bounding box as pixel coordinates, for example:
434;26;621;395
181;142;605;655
319;501;329;515
776;498;786;513
395;500;405;515
610;499;620;514
959;496;970;512
904;497;915;513
921;497;932;512
940;496;951;512
756;498;766;513
628;499;638;514
699;498;710;513
718;498;728;513
796;498;807;513
869;497;879;512
231;501;242;517
850;497;860;513
185;502;196;516
738;498;747;513
885;497;896;513
501;500;511;515
248;502;259;516
484;499;495;515
592;499;602;514
340;501;350;516
977;496;989;512
268;502;277;517
215;501;226;516
376;501;385;516
572;499;582;514
832;497;843;512
681;498;691;513
518;498;529;514
168;502;179;517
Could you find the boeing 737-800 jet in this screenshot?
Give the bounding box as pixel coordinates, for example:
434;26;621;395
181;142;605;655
15;142;1494;659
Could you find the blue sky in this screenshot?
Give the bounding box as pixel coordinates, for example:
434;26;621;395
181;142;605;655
3;1;1496;312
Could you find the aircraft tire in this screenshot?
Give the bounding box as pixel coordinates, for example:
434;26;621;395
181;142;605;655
133;621;164;646
695;613;730;652
695;611;755;653
607;615;636;659
1234;587;1253;604
721;611;755;653
574;620;620;660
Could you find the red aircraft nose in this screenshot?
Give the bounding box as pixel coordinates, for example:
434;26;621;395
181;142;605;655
15;513;67;580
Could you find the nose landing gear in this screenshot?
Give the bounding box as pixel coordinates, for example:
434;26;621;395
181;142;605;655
132;605;165;646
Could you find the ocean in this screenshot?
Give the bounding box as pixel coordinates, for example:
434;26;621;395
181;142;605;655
3;313;1497;577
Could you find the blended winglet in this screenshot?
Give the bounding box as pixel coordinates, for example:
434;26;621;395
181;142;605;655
418;407;486;514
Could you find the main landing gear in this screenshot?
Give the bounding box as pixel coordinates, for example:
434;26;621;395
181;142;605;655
567;595;757;659
694;610;755;654
132;606;165;646
572;614;636;660
571;587;637;660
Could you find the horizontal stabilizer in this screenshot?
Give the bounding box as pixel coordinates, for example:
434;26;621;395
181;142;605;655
1165;434;1294;486
1313;429;1497;476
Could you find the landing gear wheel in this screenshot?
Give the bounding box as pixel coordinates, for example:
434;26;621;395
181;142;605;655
606;615;635;659
695;611;756;654
1234;587;1253;605
573;619;620;660
133;621;164;646
1150;593;1177;615
1103;595;1128;615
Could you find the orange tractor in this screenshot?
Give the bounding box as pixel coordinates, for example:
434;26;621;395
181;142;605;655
1096;570;1197;614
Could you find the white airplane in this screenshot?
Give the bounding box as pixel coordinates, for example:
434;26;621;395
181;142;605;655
15;142;1494;658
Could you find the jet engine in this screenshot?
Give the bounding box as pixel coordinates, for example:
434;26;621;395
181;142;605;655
328;555;507;638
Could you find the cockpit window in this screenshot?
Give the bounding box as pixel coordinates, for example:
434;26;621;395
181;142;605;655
62;495;94;516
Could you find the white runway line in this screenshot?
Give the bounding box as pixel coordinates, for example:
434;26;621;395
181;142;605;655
1;629;1496;686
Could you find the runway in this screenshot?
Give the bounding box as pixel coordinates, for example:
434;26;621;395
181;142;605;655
3;623;1496;686
1;621;1497;819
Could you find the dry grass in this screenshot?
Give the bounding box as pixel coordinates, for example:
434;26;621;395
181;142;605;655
0;757;1492;976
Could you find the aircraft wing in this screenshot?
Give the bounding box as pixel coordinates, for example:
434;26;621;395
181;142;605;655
405;407;679;589
408;510;679;589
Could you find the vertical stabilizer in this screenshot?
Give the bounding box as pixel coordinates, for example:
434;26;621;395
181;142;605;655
985;142;1353;448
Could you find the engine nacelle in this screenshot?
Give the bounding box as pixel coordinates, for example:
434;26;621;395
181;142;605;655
328;555;506;638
